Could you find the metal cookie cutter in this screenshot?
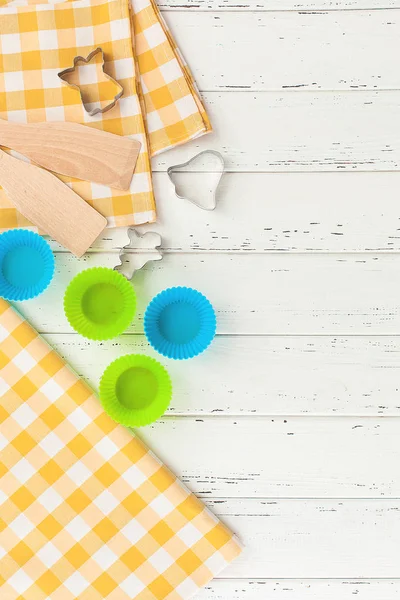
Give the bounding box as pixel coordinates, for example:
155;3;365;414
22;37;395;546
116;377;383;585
58;47;123;116
114;229;163;280
167;150;225;211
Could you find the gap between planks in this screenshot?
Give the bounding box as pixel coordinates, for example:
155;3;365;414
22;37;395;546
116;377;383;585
159;4;400;13
194;578;400;600
160;7;400;10
52;249;400;255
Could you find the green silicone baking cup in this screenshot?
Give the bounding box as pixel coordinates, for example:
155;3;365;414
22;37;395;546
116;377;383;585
64;267;136;341
99;354;172;427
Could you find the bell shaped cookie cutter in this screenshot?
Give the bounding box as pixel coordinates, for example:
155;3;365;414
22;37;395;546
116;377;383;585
114;229;163;280
167;150;225;211
58;47;123;116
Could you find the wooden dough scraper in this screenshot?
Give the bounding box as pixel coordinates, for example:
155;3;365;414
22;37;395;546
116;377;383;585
0;150;107;257
0;119;141;191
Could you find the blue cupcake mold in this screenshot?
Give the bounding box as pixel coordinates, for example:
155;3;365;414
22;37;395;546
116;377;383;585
0;229;55;301
144;286;216;360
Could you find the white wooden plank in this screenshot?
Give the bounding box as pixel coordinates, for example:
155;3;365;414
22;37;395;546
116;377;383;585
20;252;400;335
204;499;400;578
160;1;400;11
138;417;400;497
45;334;400;416
197;579;400;600
73;172;400;254
152;92;400;173
165;11;400;91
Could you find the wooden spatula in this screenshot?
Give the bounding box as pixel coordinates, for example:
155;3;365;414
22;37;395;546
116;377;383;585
0;150;107;257
0;119;141;191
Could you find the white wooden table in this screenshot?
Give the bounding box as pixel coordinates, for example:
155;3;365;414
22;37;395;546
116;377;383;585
25;1;400;598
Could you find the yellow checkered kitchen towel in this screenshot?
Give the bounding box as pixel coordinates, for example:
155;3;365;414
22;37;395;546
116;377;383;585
0;0;211;230
0;298;242;599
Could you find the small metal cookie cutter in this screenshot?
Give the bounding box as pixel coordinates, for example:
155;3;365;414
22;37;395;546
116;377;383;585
167;150;225;211
58;47;123;116
114;229;163;280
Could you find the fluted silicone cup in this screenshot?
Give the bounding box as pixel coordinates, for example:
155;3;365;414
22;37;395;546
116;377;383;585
0;229;55;301
144;286;216;360
64;267;136;341
99;354;172;427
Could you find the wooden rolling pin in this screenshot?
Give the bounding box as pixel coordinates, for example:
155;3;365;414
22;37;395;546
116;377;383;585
0;119;141;190
0;150;107;257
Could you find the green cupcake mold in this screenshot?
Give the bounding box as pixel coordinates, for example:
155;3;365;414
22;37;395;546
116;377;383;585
64;267;136;340
99;354;172;427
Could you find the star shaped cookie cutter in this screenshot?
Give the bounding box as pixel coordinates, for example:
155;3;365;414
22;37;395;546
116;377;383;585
114;229;163;280
58;47;124;116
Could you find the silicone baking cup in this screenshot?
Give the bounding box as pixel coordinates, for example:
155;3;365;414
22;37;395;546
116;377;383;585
64;267;136;341
144;286;216;360
99;354;172;427
0;229;55;301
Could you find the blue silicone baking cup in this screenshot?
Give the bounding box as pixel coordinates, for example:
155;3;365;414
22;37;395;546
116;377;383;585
144;286;216;360
0;229;55;301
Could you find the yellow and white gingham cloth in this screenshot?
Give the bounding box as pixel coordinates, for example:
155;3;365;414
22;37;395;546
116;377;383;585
0;0;211;230
0;298;241;600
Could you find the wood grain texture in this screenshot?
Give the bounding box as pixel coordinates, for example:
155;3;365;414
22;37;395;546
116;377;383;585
63;172;400;254
21;252;400;335
0;120;141;190
136;417;400;498
160;0;400;11
165;11;400;91
152;91;400;172
203;499;400;578
196;579;400;600
43;334;400;416
0;151;106;257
